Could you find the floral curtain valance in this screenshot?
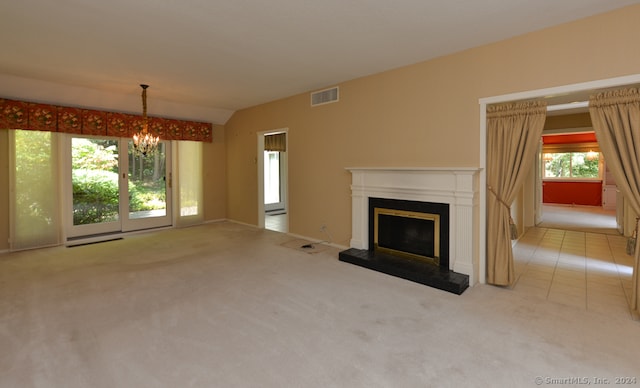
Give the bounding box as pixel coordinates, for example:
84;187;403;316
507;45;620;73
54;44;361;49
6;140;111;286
0;98;213;142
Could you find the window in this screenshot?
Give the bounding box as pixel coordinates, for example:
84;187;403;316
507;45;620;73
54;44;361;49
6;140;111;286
9;130;61;250
176;141;203;226
543;151;601;179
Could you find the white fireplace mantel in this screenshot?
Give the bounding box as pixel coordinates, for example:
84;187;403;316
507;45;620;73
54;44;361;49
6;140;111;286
346;167;481;285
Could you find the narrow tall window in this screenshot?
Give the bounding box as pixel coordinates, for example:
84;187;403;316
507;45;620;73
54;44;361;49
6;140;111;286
9;130;61;250
176;141;203;226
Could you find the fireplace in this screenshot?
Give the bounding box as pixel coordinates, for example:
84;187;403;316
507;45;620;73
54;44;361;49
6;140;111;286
375;208;440;264
339;167;478;294
369;197;448;268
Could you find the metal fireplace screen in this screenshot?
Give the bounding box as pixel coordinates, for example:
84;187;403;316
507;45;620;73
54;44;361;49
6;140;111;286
373;207;440;266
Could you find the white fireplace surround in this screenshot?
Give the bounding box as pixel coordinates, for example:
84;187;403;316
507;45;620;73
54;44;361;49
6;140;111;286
346;167;481;285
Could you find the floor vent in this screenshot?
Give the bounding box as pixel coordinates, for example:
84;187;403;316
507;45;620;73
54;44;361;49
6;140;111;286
67;237;123;247
311;86;339;106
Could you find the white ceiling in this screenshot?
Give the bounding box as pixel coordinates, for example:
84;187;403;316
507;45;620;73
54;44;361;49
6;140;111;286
1;0;639;122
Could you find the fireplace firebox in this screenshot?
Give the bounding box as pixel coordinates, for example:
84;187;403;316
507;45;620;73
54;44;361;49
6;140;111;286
339;197;468;294
370;197;448;268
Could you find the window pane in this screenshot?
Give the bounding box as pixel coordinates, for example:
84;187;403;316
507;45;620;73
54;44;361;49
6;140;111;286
264;151;280;205
11;130;60;250
571;152;599;178
543;151;600;179
544;153;571;178
71;138;119;225
128;142;167;219
177;141;203;226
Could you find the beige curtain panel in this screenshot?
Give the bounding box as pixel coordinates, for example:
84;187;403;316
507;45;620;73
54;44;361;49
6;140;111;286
486;101;547;286
589;88;640;319
264;133;286;152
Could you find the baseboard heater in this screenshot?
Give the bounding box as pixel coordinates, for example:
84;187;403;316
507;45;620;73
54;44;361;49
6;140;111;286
67;237;123;248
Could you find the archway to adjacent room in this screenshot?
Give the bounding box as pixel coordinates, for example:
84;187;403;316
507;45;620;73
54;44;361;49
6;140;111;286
479;73;640;285
257;129;288;233
479;74;640;318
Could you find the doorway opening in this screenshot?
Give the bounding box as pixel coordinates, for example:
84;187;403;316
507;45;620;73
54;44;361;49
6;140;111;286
536;116;622;235
479;75;640;318
479;74;640;285
257;130;288;233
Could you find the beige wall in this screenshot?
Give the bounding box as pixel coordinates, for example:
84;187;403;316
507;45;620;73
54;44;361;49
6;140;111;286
225;5;640;246
203;124;228;222
545;113;592;131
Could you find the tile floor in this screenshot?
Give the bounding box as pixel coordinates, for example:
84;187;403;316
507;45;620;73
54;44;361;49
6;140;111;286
512;226;634;320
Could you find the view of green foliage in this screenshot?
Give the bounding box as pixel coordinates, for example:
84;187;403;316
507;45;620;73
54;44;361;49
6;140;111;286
72;138;166;225
72;139;120;224
544;152;600;179
72;169;120;224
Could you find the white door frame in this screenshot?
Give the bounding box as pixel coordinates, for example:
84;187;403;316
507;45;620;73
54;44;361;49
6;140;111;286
257;128;288;229
478;73;640;284
63;134;121;238
121;140;172;232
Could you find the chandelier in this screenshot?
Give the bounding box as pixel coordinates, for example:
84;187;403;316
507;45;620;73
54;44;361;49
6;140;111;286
132;84;160;157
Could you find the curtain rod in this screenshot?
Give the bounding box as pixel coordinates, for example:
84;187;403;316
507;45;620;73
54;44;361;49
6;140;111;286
546;101;589;112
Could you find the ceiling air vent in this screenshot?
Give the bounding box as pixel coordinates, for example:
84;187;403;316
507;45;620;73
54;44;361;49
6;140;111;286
311;86;339;107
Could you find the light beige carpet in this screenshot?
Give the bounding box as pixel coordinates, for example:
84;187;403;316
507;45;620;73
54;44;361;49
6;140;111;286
0;221;638;387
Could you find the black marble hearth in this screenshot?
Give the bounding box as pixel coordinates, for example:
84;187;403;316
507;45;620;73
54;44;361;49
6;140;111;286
339;248;469;295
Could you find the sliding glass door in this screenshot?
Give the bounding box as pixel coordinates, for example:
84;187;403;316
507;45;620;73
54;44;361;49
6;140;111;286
69;137;120;236
123;140;171;231
66;135;171;238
